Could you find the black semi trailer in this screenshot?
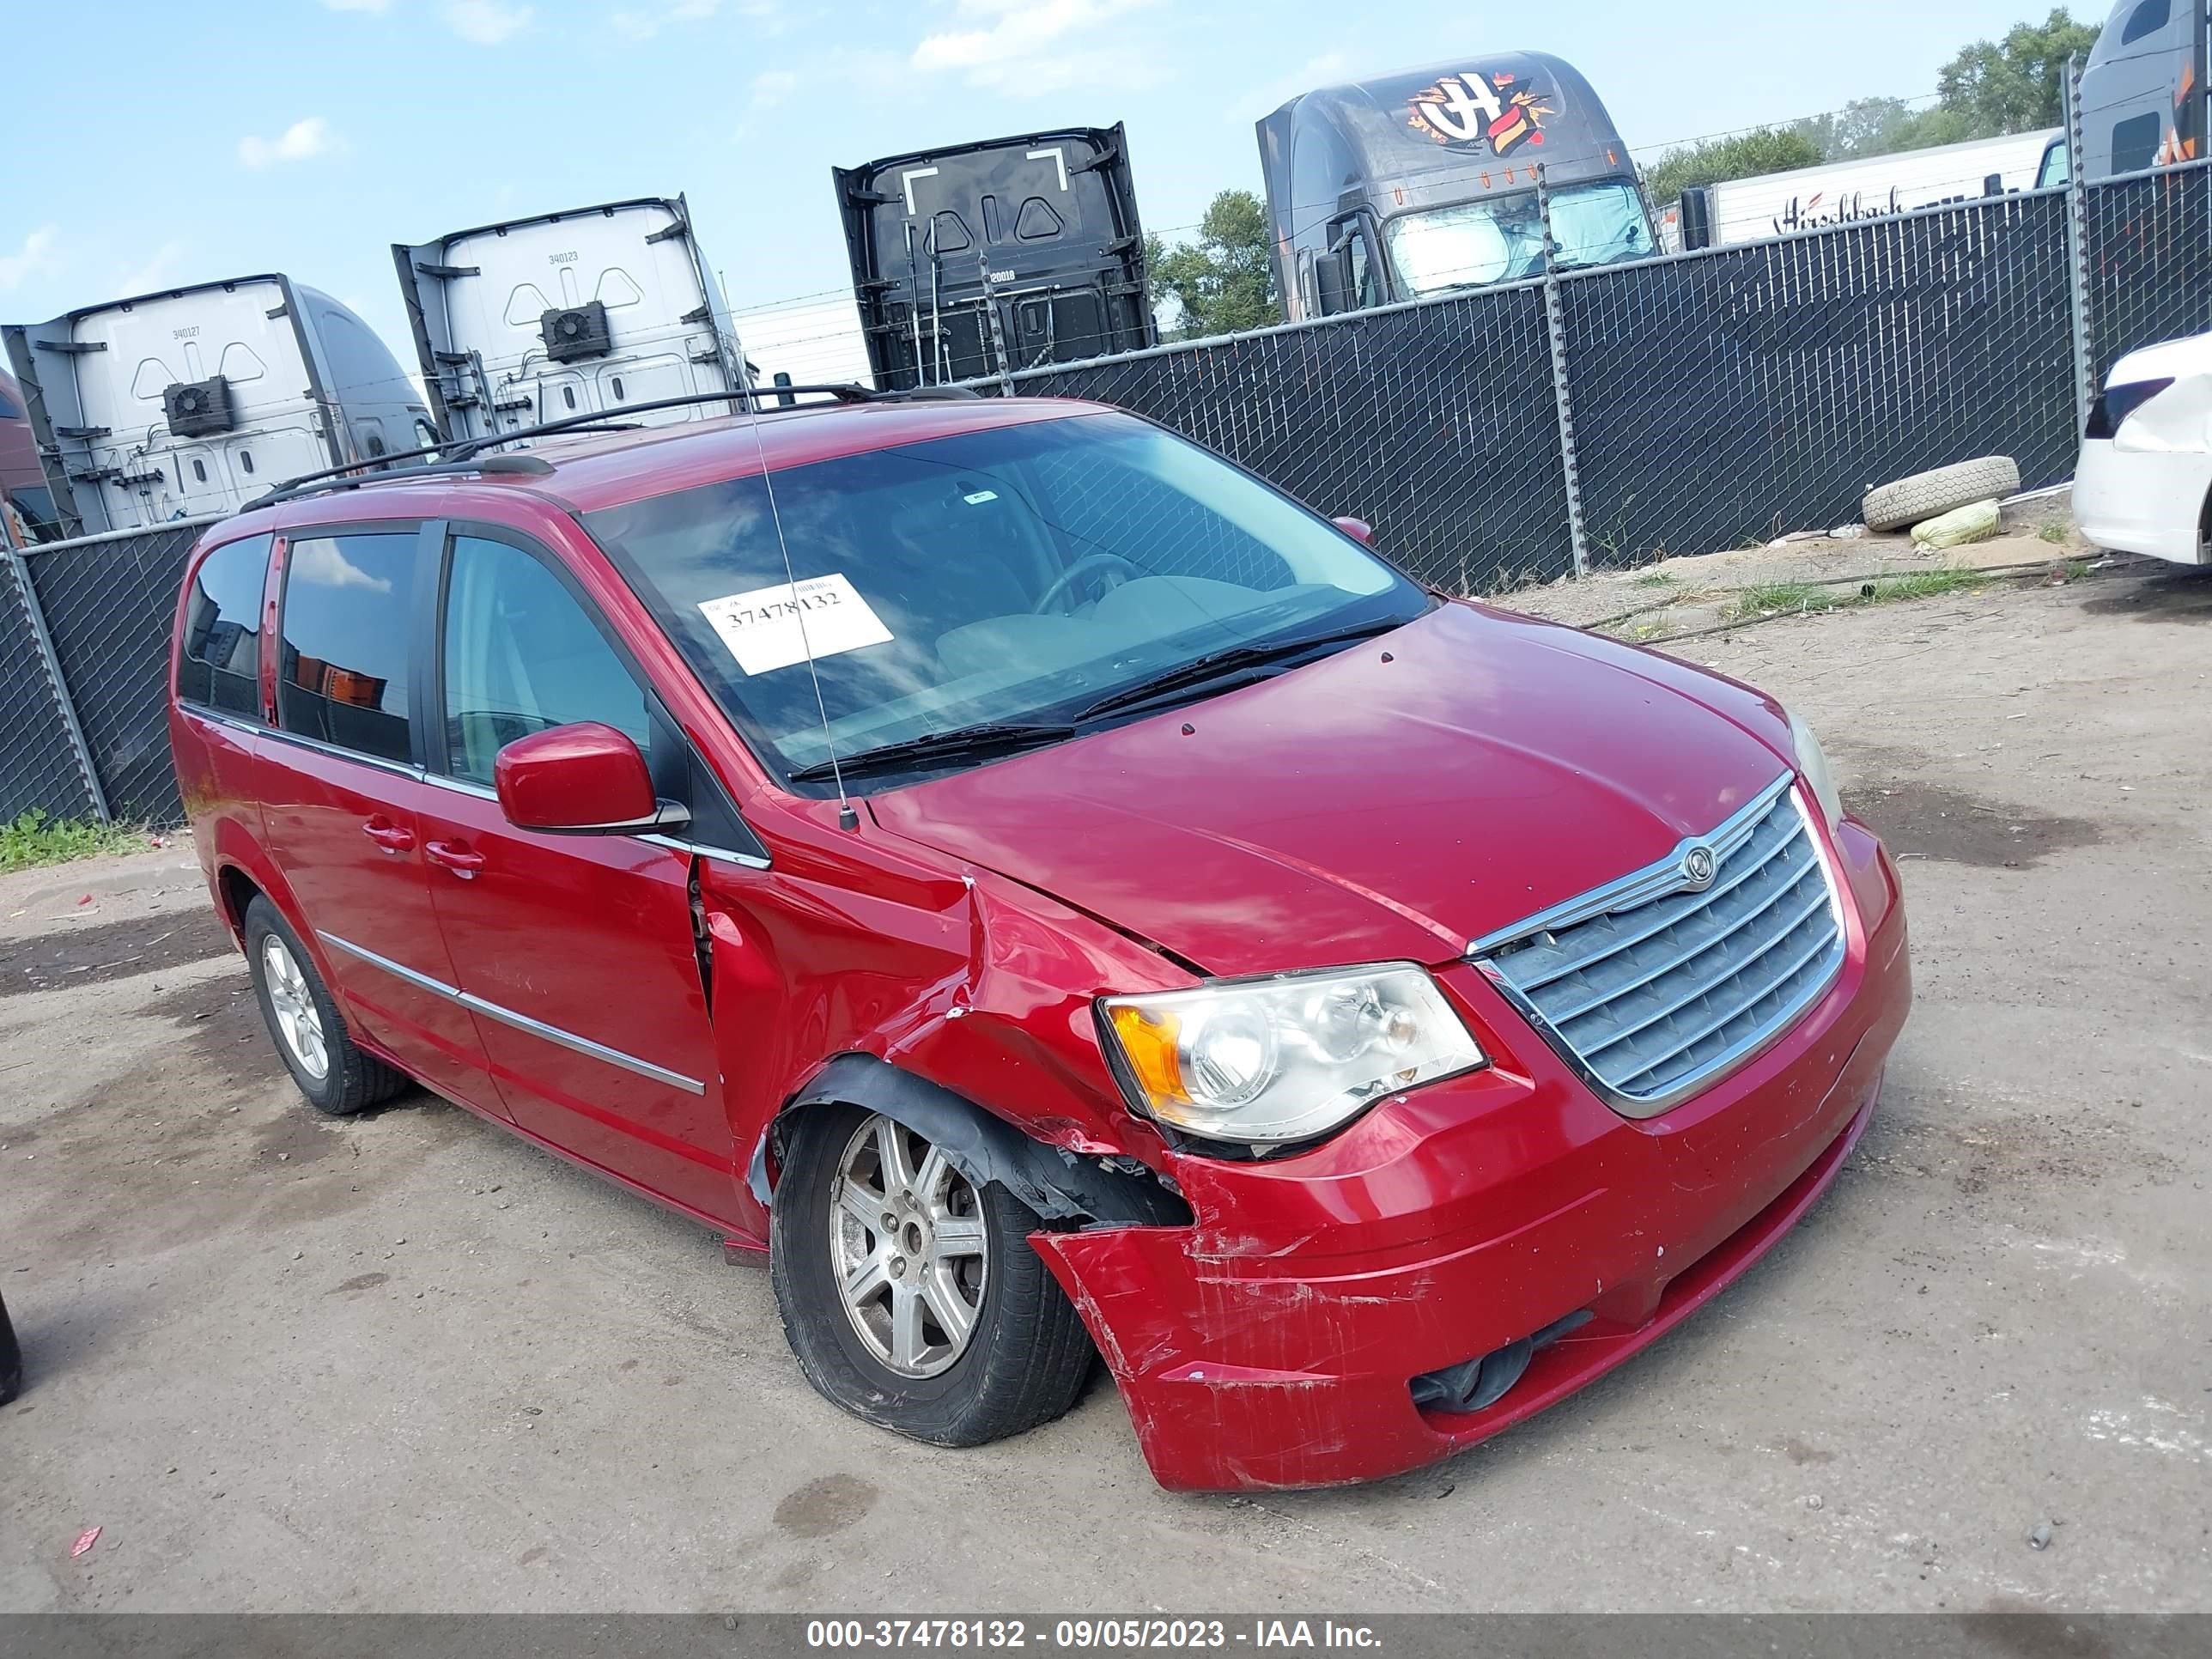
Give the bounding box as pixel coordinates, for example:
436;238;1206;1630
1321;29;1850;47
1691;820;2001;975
835;125;1155;390
1259;52;1655;320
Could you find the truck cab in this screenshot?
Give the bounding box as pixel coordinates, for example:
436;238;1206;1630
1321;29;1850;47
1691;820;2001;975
3;277;432;538
1258;52;1655;322
835;125;1156;389
2078;0;2208;177
394;197;750;447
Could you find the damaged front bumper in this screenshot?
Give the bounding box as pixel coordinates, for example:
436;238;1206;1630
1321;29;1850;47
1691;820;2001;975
1032;824;1911;1492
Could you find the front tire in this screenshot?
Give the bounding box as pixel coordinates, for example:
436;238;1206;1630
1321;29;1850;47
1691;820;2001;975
243;896;408;1116
770;1103;1093;1447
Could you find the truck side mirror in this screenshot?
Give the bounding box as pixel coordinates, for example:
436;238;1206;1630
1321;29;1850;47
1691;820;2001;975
1679;186;1715;252
1316;243;1356;316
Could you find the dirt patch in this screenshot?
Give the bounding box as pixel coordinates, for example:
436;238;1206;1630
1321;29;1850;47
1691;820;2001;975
2079;568;2212;622
1847;778;2100;869
1880;1106;2182;1199
329;1272;391;1295
0;908;234;998
135;975;289;1097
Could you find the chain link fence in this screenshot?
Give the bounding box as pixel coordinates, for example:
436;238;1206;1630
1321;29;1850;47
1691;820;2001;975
1;519;216;829
3;156;2209;831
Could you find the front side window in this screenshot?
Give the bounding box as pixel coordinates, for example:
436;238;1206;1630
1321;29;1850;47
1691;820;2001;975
1384;182;1650;295
177;534;271;715
277;530;419;764
582;412;1429;790
2111;112;2165;173
441;534;652;786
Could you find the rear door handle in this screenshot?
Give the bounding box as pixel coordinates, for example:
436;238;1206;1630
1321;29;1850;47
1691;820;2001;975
362;818;416;854
423;840;486;878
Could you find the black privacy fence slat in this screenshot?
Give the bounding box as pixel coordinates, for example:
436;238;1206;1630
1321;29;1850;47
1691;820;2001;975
2;157;2208;829
29;525;207;824
0;558;96;822
2084;163;2212;380
2;522;209;828
1558;191;2081;560
994;288;1576;592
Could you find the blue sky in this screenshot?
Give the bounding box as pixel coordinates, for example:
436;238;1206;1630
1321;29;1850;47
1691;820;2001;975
3;0;2056;356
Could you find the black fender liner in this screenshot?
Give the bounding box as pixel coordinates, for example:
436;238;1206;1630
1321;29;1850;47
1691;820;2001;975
748;1054;1188;1229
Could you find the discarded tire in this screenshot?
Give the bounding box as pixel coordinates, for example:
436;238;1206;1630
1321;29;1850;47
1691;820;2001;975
1862;456;2021;532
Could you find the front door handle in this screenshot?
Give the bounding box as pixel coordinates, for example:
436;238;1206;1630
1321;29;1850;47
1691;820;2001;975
423;839;486;878
362;817;416;854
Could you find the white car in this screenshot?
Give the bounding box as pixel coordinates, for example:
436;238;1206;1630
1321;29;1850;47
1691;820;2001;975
2074;331;2212;567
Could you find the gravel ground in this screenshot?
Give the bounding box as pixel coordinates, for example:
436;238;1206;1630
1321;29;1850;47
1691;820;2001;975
2;560;2207;1614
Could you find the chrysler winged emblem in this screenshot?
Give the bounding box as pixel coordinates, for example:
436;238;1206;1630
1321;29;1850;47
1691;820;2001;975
1680;844;1718;890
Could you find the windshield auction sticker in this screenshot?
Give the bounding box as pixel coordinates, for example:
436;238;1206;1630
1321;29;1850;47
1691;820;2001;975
699;574;894;676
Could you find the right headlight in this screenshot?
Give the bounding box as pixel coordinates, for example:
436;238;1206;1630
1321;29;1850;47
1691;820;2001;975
1787;706;1844;830
1099;963;1486;1151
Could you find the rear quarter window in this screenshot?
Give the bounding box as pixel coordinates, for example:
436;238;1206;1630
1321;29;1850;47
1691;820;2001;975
176;535;273;715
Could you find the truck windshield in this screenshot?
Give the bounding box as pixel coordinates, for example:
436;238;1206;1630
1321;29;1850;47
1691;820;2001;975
1385;182;1650;294
581;411;1431;790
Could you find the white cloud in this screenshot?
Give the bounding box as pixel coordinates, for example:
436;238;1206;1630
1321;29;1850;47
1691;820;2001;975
293;538;393;593
611;0;776;40
0;227;59;293
611;0;718;40
239;116;339;168
912;0;1160;94
116;241;188;298
320;0;392;12
748;67;798;108
1233;51;1351;123
445;0;534;45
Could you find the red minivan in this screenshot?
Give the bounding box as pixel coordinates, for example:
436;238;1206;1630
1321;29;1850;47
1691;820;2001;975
169;395;1911;1492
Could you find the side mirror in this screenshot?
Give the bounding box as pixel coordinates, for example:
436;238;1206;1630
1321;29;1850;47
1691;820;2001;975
1315;243;1355;317
1331;515;1375;545
494;722;690;836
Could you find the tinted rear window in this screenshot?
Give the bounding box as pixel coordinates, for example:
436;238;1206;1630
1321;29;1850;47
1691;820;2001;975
176;536;272;715
277;531;421;763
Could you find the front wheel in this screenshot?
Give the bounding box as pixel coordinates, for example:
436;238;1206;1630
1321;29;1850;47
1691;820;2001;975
770;1104;1093;1446
243;897;408;1116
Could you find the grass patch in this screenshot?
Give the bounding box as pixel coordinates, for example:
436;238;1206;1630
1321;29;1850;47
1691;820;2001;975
1728;581;1832;619
2039;518;2069;544
1867;567;1989;602
1631;570;1676;589
0;810;148;872
1726;567;1989;622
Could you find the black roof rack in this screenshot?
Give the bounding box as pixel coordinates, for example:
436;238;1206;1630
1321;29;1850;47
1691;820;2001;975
240;382;983;512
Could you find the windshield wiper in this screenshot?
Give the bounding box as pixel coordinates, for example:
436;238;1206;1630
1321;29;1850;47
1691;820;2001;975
1073;618;1405;723
786;721;1077;783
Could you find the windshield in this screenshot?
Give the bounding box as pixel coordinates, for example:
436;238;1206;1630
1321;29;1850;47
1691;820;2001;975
1384;182;1652;295
582;411;1431;791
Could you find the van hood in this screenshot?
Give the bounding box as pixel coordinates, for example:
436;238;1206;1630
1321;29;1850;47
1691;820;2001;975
866;601;1796;977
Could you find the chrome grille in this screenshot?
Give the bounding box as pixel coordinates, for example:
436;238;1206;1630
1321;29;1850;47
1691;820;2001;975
1474;778;1844;1117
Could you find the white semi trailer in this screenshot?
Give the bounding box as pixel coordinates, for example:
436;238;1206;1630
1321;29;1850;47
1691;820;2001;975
393;196;750;446
2;276;433;537
1659;128;2063;252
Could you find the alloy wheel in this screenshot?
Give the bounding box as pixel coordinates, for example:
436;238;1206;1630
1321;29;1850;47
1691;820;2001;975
260;934;330;1082
828;1114;990;1378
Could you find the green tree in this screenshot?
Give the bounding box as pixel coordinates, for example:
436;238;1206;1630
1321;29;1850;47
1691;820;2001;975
1644;127;1825;208
1937;8;2100;136
1146;189;1281;340
1790;96;1968;161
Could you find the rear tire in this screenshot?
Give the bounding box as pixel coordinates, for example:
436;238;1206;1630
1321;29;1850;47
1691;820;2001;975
1862;456;2021;532
0;1292;21;1406
243;897;408;1116
770;1103;1094;1447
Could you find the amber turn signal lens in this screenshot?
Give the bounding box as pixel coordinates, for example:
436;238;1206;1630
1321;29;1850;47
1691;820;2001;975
1109;1004;1184;1104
